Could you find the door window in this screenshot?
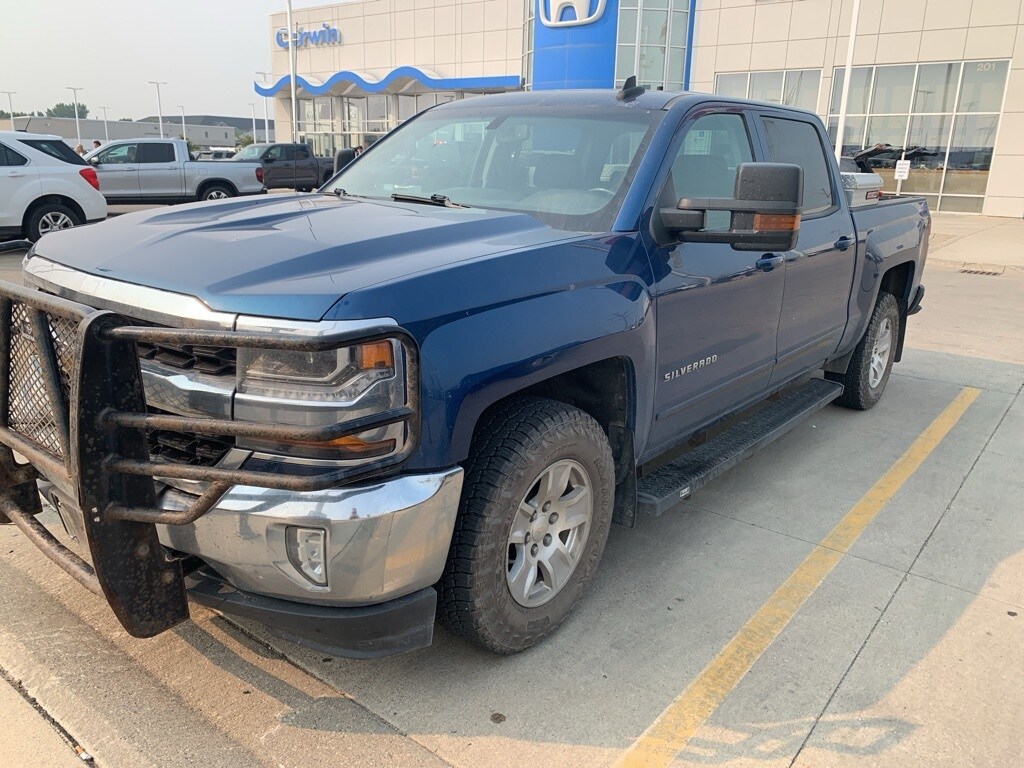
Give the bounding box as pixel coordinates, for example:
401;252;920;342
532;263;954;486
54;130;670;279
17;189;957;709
295;145;311;159
760;116;834;215
665;112;754;230
138;143;176;163
18;139;84;165
97;143;139;164
0;143;28;166
264;145;286;161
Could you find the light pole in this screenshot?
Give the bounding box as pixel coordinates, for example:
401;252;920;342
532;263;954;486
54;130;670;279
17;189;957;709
1;91;15;130
255;71;272;140
66;86;83;147
833;0;862;160
178;105;187;142
148;81;167;138
285;0;298;141
98;105;110;141
249;103;258;141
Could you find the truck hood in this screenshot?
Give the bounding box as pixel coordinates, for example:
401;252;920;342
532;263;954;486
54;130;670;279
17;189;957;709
32;194;572;320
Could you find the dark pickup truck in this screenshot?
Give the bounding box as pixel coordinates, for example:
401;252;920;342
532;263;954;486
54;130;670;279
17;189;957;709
231;142;334;191
0;87;927;658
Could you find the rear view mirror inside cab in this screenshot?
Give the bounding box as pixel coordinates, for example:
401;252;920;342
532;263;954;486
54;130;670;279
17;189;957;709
660;162;803;252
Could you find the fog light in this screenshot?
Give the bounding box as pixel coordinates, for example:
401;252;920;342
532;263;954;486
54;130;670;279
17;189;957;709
286;527;328;586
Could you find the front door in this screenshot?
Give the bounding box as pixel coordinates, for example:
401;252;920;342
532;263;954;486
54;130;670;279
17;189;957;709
92;143;140;198
755;113;856;384
645;108;786;458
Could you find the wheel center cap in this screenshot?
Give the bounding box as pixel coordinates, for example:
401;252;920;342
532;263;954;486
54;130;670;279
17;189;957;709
532;519;548;541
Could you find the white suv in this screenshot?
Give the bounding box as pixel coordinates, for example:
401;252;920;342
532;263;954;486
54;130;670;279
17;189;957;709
0;131;107;242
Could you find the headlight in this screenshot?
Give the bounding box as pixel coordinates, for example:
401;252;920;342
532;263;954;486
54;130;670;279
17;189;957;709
235;337;411;461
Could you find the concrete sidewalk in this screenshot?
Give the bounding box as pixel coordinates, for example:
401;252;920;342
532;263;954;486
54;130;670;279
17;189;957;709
928;214;1024;270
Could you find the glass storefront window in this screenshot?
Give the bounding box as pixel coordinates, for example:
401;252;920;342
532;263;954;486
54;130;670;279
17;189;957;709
616;1;688;90
871;65;914;114
749;71;784;103
958;60;1010;113
824;60;1008;212
827;115;867;157
830;66;872;114
943;113;999;195
715;73;748;99
913;63;960;113
902;114;950;194
783;69;820;111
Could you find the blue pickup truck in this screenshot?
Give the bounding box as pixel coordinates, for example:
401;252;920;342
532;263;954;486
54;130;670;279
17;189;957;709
0;86;927;658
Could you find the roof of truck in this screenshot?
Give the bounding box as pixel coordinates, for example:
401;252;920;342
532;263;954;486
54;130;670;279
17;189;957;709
435;89;819;118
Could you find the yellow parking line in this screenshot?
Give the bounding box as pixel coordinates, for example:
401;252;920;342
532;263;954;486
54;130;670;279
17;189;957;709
615;386;981;768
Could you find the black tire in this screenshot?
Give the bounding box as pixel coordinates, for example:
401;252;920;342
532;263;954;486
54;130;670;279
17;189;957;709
25;202;81;242
828;292;901;410
438;397;615;654
198;183;235;201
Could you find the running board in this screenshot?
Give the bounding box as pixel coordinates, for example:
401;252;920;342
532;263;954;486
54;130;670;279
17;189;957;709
637;379;844;517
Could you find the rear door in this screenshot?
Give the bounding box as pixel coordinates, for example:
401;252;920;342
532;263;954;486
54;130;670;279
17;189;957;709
137;142;183;198
91;143;141;198
753;112;856;384
645;107;786;457
0;142;39;229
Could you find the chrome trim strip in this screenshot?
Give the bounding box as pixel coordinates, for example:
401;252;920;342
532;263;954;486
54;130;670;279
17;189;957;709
24;256;237;329
140;360;234;419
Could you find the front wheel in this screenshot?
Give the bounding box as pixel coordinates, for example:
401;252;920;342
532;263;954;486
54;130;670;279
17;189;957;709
438;397;615;654
828;292;901;410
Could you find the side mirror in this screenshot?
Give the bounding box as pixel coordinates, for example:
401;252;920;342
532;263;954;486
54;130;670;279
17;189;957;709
660;162;803;252
89;156;100;166
263;155;276;163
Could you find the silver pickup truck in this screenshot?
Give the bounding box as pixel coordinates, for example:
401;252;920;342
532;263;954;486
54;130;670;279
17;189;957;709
85;139;266;204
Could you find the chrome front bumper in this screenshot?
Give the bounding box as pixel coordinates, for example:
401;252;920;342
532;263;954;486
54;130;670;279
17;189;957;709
155;467;463;606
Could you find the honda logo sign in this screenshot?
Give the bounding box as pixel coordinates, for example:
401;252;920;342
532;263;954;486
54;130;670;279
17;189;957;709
538;0;608;28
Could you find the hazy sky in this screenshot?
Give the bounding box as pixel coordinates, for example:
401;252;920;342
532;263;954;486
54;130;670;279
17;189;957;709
1;0;332;119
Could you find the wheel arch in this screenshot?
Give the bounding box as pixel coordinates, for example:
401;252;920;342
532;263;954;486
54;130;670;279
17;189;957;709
22;195;86;232
196;179;238;199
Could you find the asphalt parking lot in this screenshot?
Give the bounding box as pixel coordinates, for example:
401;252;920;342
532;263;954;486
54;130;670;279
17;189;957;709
0;215;1022;768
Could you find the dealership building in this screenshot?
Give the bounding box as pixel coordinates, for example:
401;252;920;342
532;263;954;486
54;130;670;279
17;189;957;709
259;0;1024;217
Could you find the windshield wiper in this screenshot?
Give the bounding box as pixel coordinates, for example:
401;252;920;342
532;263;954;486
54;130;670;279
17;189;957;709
390;192;470;208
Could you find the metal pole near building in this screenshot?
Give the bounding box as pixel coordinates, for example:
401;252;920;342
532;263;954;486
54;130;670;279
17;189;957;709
178;105;187;141
250;103;258;141
833;0;862;161
148;81;167;138
99;106;110;141
286;0;298;141
1;91;15;130
256;71;272;140
65;87;83;147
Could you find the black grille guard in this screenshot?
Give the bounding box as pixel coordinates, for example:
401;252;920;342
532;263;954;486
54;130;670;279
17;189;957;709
0;278;419;638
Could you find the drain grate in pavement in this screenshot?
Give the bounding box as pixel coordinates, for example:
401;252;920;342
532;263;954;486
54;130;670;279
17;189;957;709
959;263;1004;276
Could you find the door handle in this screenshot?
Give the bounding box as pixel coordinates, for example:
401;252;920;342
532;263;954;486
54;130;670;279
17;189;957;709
834;235;854;251
7;171;25;177
755;254;785;272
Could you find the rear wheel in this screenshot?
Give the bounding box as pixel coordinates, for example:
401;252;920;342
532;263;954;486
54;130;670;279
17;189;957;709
26;203;81;242
199;183;234;201
828;292;900;410
438;397;615;654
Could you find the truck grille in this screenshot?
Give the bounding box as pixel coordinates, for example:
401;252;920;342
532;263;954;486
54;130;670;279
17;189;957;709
136;340;236;377
7;303;77;459
146;408;234;468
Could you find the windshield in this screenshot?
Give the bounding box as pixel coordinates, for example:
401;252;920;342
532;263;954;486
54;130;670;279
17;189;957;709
327;105;661;232
233;144;267;161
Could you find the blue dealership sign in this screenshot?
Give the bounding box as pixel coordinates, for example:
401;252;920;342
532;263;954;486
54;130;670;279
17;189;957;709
276;23;342;49
531;0;619;90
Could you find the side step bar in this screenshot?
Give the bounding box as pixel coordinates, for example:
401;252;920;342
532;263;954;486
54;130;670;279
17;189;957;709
637;379;844;517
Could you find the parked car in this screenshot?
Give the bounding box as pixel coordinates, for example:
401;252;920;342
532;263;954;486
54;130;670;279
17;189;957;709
0;87;928;659
84;138;265;204
0;130;107;242
196;149;236;160
231;142;334;191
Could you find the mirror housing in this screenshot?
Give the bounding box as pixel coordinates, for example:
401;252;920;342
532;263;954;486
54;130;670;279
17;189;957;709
659;162;803;252
89;156;100;166
263;155;276;163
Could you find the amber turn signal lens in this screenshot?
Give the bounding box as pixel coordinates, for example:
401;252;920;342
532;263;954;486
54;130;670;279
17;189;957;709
753;213;800;232
356;341;395;371
289;434;397;459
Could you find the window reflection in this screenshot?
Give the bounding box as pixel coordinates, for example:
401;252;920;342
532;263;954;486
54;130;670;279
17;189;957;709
958;61;1010;113
902;115;950;194
750;71;784;103
830;66;872;114
871;65;914;114
944;114;999;195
